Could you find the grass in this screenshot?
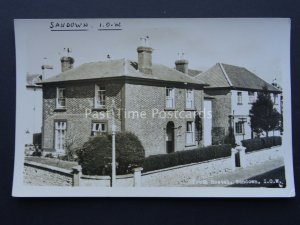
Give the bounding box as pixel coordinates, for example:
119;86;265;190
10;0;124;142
25;156;78;170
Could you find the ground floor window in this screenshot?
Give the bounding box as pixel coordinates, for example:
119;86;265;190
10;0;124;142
54;121;66;151
91;122;107;136
235;121;244;135
186;121;195;145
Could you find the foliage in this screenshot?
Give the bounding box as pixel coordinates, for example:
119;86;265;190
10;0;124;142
143;144;232;172
77;135;113;175
195;112;202;143
77;132;145;175
250;86;281;137
241;136;282;153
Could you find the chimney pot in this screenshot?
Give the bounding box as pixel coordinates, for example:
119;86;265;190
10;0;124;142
175;59;189;74
60;56;74;72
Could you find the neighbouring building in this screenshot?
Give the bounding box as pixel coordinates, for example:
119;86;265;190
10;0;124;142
40;45;207;156
195;63;282;145
25;73;43;144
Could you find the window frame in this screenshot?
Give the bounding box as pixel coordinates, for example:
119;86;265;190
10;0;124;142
54;120;67;152
237;91;243;105
165;87;175;109
91;121;107;136
248;91;255;104
185;89;195;109
94;84;106;108
235;121;244;135
56;87;66;109
185;121;195;146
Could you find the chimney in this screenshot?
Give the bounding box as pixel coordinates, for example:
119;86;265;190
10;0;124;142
60;56;74;72
175;59;189;74
137;46;153;75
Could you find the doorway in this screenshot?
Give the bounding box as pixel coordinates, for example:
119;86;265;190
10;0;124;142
166;121;175;153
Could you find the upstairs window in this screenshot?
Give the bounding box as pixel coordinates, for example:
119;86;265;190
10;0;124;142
95;84;106;108
166;87;175;109
248;91;255;104
56;87;66;108
91;122;107;136
186;89;194;109
186;121;195;145
237;92;243;105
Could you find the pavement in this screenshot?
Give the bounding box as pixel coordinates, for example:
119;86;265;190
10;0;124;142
186;157;285;187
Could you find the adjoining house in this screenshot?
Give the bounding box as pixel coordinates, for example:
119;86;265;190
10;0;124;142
194;63;282;145
25;73;43;145
40;45;207;156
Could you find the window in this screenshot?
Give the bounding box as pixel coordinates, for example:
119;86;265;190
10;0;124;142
273;94;278;105
166;87;175;109
54;121;66;151
95;84;106;108
91;122;107;136
56;88;66;108
235;121;244;135
186;89;194;109
237;92;242;105
186;121;195;145
248;91;255;104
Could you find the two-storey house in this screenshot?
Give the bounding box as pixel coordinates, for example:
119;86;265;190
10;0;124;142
195;63;282;144
40;45;207;156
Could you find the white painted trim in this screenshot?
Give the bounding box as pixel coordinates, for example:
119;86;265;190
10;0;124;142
219;63;233;87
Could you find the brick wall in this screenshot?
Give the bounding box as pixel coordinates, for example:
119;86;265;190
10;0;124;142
125;82;204;156
205;89;232;144
42;80;124;151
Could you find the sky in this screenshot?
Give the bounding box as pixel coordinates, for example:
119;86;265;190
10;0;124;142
17;18;290;85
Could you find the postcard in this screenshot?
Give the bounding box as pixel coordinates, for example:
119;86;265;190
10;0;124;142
12;18;295;197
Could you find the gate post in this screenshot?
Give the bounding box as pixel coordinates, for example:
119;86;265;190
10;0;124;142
231;148;238;170
72;165;82;186
133;167;143;187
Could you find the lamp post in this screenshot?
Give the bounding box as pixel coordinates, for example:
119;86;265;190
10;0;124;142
111;99;117;187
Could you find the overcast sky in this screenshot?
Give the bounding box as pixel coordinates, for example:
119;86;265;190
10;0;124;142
16;18;290;85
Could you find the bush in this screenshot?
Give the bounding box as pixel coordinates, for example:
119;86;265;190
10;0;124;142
77;135;112;175
241;136;282;153
143;144;232;172
109;132;145;174
77;132;145;175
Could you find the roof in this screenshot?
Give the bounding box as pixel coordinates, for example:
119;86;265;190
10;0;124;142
195;63;281;92
26;73;42;88
41;59;205;85
187;69;202;77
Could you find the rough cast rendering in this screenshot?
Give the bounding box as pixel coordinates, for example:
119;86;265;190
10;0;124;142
13;19;295;197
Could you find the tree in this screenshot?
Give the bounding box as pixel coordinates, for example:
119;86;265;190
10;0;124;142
249;86;281;137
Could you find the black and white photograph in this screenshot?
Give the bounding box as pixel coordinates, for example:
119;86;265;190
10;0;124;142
12;18;294;197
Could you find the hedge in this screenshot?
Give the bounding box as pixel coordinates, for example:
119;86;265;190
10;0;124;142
241;136;282;153
143;144;232;172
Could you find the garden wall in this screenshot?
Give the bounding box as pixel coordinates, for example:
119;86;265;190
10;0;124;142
24;161;73;186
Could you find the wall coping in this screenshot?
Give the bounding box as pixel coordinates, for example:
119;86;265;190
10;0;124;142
24;160;73;177
142;156;231;176
245;145;280;154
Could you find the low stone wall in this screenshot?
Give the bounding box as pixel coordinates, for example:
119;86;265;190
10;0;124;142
244;146;282;167
141;157;232;187
24;146;283;187
24;161;73;186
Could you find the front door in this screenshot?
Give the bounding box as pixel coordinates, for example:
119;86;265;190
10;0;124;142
166;121;175;153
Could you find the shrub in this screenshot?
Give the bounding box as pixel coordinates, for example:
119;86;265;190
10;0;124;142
77;135;112;175
109;132;145;174
143;144;231;172
77;132;145;175
241;136;282;153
